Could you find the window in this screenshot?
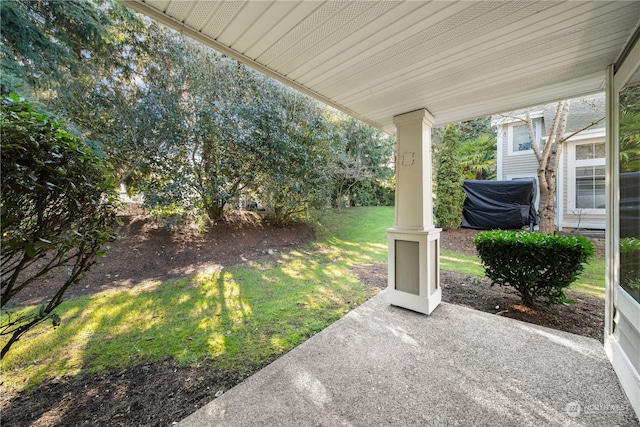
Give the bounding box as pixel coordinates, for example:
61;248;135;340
576;142;605;160
512;124;532;152
567;141;606;213
507;118;543;155
619;81;640;304
576;165;605;209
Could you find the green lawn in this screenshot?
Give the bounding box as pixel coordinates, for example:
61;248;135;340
0;207;392;390
0;206;605;390
570;256;606;298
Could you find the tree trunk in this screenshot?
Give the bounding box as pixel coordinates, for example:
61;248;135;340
273;206;287;227
206;202;225;222
538;164;558;234
538;186;556;234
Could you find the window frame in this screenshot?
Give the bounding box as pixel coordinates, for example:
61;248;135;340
507;117;543;157
566;136;606;215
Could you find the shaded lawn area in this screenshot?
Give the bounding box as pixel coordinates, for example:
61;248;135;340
0;207;606;426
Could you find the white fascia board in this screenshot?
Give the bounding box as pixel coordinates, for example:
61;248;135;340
491;110;545;126
564;127;606;142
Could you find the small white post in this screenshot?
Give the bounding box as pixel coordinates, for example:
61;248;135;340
386;109;441;314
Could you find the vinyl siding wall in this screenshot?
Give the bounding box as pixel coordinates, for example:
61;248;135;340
497;124;539;179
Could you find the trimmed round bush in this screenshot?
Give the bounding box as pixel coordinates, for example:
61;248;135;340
473;230;594;305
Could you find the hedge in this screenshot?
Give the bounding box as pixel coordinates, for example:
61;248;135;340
473;230;594;305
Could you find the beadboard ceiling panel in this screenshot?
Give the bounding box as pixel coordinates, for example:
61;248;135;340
119;0;640;133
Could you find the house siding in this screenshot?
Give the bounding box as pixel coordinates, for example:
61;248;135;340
502;151;538;179
497;125;539;180
494;94;607;231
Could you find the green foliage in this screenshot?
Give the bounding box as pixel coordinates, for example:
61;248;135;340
620;84;640;115
0;0;137;96
252;81;333;226
458;134;497;180
1;0;148;180
435;124;465;230
473;230;594;305
432;117;493;148
0;95;118;358
330;116;395;208
1;0;397;226
98;34;265;222
435;118;496;181
619;110;640;173
620;237;640;300
182;46;271;222
457;117;495;143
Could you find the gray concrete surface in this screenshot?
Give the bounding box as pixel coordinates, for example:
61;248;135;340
179;293;639;427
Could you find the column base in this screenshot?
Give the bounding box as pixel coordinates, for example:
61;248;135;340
386;228;441;315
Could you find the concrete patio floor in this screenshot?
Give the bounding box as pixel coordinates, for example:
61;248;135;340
179;292;639;427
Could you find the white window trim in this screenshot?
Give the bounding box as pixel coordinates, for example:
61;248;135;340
566;138;606;215
557;150;564;231
507;119;542;157
496;127;504;179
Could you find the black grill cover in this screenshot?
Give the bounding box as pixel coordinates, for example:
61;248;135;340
461;179;539;230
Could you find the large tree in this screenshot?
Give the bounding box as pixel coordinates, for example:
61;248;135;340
1;0;109;95
0;0;141;100
150;42;265;222
330;116;395;208
252;81;334;225
1;0;151;187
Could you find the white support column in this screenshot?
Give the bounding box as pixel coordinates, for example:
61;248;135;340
387;109;441;314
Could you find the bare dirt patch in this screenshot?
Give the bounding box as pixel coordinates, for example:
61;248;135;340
1;223;605;426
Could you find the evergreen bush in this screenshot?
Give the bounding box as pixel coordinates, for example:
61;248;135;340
473;230;594;305
434;124;465;230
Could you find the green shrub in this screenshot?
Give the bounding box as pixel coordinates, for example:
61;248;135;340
1;94;118;358
473;230;594;305
620;237;640;301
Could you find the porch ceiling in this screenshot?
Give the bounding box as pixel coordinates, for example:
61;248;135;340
120;0;640;133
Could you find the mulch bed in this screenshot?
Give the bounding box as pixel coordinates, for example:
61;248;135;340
1;219;606;426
